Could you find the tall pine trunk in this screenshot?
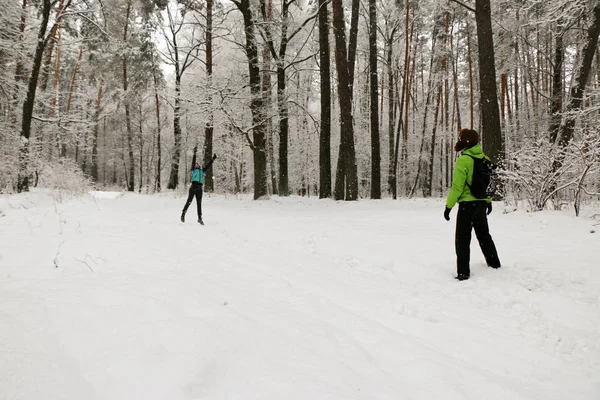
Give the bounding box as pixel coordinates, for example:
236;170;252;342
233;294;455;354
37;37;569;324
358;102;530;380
91;78;103;183
203;0;215;192
548;32;563;144
386;31;395;197
475;0;502;165
368;0;381;199
332;0;358;200
318;0;332;198
276;0;291;197
151;53;162;192
122;0;135;191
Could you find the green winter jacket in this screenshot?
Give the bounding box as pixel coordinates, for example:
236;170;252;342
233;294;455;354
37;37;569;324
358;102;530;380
446;143;492;209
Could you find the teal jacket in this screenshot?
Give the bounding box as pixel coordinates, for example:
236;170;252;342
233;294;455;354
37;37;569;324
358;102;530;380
190;153;214;185
191;168;205;184
446;143;492;209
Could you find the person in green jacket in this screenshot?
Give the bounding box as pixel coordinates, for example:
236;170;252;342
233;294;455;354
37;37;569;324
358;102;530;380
181;147;216;225
444;128;501;280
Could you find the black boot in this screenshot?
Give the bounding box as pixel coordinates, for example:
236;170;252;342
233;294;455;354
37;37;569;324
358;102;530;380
181;213;185;223
198;217;204;225
455;273;470;281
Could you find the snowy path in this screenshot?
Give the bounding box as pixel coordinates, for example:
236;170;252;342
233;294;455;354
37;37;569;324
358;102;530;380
1;191;599;399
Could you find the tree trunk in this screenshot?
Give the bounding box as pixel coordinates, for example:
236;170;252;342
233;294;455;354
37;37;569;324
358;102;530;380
276;0;291;197
475;0;503;164
151;53;162;192
368;0;381;199
410;21;438;198
40;24;58;92
332;0;358;201
91;78;103;183
426;85;442;197
64;46;84;159
138;104;144;193
18;0;52;192
386;30;396;197
49;21;63;158
235;0;268;199
318;0;332;199
554;4;600;148
548;32;563;143
65;48;83;115
203;0;215;192
466;20;474;128
122;0;135;191
167;67;183;190
14;0;28;92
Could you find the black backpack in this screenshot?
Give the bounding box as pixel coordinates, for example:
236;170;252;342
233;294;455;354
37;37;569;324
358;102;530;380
465;154;497;199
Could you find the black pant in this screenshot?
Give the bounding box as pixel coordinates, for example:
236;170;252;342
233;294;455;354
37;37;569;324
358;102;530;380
455;201;500;276
182;182;203;219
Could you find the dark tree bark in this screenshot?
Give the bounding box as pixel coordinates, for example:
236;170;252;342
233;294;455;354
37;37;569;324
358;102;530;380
332;0;358;201
385;34;396;197
385;27;397;197
18;0;52;192
395;4;413;198
548;31;564;144
368;0;381;199
318;0;332;199
203;0;215;192
91;78;103;183
122;0;135;191
167;82;182;190
276;0;290;197
425;85;442;197
554;4;600;148
233;0;268;199
138;104;144;193
475;0;503;164
150;52;162;191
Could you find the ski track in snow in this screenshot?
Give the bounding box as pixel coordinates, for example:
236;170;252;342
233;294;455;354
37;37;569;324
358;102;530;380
0;190;599;399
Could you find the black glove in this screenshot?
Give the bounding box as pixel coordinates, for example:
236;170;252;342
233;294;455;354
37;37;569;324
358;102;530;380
193;146;198;153
212;154;217;160
486;202;492;215
444;207;451;221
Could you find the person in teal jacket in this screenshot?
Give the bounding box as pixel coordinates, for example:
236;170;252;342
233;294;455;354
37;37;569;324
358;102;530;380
444;128;500;280
181;147;216;225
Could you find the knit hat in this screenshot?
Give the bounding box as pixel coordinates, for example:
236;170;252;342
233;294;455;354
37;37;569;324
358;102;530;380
454;128;479;152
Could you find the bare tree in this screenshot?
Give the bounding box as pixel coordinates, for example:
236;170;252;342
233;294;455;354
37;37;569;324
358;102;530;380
232;0;268;199
203;0;215;192
18;0;72;192
162;2;204;189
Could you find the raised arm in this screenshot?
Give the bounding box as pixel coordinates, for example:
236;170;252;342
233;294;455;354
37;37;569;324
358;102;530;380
191;147;197;171
202;154;217;172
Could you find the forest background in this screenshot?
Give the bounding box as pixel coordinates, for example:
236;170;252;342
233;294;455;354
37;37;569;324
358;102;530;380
1;0;599;213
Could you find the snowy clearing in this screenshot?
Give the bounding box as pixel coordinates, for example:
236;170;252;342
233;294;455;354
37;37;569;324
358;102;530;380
1;190;599;399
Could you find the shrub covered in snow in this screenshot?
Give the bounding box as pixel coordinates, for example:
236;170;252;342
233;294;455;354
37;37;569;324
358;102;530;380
38;158;93;202
503;131;600;213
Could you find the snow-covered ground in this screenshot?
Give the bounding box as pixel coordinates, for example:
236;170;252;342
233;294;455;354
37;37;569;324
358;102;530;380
1;190;599;399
